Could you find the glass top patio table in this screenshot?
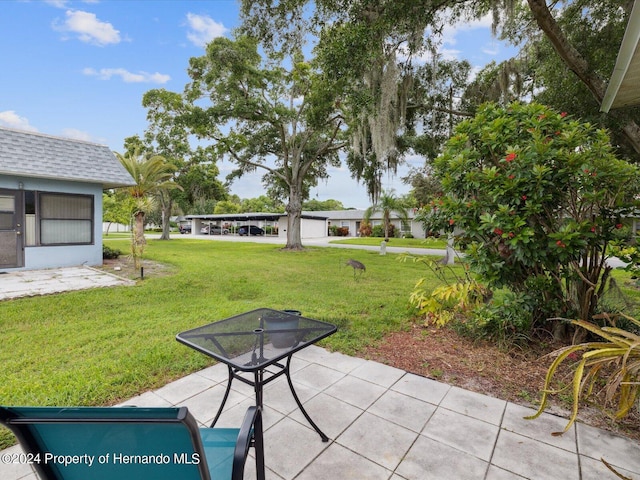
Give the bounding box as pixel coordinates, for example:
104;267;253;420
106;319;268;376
176;308;337;371
176;308;337;441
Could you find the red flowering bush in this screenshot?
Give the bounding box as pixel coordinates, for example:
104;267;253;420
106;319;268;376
419;102;640;337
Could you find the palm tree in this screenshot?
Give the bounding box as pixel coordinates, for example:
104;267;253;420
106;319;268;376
364;190;410;240
116;150;179;268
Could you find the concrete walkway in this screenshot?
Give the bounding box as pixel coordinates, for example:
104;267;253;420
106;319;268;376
2;345;640;479
0;266;134;301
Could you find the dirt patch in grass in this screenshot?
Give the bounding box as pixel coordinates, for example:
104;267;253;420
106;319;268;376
363;322;640;442
97;257;176;281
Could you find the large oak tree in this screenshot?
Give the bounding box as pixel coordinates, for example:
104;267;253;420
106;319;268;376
241;0;640;163
143;36;345;249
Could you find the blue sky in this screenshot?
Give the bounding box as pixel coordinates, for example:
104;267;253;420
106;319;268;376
1;0;516;209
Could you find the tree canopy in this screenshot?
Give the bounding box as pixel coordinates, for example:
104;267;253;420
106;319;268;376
240;0;640;172
142;35;345;249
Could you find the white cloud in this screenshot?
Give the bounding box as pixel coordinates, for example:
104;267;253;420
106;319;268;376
482;45;499;56
441;13;493;47
0;111;38;132
45;0;101;6
440;48;462;62
44;0;69;7
185;13;227;47
468;65;483;82
83;67;170;84
54;10;120;46
60;128;104;143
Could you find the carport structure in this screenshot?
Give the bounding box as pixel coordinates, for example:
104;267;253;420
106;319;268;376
186;213;281;236
185;212;328;239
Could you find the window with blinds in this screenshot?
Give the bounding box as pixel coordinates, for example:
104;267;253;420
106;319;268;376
39;193;93;245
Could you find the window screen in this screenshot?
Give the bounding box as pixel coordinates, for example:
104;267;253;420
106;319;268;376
39;193;93;245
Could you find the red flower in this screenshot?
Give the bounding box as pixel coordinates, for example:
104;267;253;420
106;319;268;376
590;226;596;233
521;195;527;201
505;152;517;162
508;174;515;180
449;219;455;226
494;228;503;235
560;112;567;118
556;240;566;248
616;223;623;229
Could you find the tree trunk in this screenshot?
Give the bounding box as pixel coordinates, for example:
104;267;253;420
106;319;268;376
132;211;146;269
285;183;304;250
159;196;172;241
384;211;390;240
527;0;640;155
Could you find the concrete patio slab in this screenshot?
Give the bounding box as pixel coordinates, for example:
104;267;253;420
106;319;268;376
2;345;640;480
0;266;134;301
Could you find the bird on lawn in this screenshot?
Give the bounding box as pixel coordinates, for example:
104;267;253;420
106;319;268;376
345;259;366;279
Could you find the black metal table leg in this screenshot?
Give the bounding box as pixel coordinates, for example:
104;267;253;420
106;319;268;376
254;369;264;409
210;364;234;427
284;356;329;442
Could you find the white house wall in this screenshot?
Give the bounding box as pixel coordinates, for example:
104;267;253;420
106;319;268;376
322;213;426;239
302;218;327;238
277;216;327;239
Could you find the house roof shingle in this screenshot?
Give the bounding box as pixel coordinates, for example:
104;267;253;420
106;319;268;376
0;127;135;188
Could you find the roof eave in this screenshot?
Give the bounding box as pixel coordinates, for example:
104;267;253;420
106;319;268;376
601;1;640;112
0;169;136;190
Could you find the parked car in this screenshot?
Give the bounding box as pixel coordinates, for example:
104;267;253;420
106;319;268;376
238;225;265;236
200;224;229;235
179;224;192;234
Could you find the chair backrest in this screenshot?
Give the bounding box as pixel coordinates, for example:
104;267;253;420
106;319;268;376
0;406;210;480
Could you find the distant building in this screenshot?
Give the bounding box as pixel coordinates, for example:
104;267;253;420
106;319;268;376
0;127;134;271
185;209;425;239
310;209;423;238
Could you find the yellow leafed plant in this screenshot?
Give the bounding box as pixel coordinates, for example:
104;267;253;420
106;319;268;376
526;314;640;435
409;277;488;327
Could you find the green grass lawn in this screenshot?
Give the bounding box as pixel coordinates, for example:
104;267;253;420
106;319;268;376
329;236;448;249
0;239;448;449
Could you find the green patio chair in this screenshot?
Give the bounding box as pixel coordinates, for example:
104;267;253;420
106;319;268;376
0;405;265;480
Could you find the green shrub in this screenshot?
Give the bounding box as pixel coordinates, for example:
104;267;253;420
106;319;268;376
372;224;395;238
102;245;122;259
456;291;534;346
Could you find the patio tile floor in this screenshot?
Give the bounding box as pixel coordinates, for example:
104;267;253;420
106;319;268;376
2;345;640;479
